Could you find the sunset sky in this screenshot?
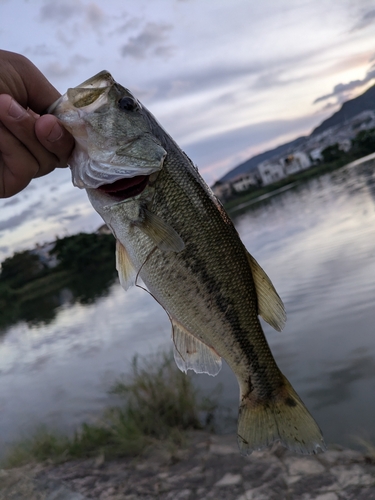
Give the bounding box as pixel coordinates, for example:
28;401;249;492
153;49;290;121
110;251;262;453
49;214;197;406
1;0;375;258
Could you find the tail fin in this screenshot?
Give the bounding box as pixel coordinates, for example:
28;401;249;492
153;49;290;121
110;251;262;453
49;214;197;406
237;374;326;455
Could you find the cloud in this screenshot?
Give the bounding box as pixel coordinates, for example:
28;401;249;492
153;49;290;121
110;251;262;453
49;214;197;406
0;204;41;232
313;63;375;104
120;22;174;60
140;47;328;106
40;1;107;34
184;113;321;181
23;44;55;57
138;61;262;105
85;3;106;28
319;101;337;112
351;8;375;31
109;17;141;36
40;1;81;23
43;54;91;79
2;197;20;207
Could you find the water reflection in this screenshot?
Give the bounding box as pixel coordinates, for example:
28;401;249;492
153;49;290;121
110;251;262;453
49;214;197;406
307;351;375;410
0;269;117;333
1;159;375;450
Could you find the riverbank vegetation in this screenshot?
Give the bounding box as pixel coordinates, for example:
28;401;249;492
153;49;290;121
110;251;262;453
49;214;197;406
2;352;217;468
0;232;117;330
224;127;375;212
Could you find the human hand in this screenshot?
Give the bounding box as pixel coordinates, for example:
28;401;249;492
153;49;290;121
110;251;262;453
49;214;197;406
0;50;75;198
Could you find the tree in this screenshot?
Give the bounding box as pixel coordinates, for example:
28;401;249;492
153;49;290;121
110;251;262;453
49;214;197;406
321;143;343;164
350;128;375;157
0;251;44;288
52;233;116;274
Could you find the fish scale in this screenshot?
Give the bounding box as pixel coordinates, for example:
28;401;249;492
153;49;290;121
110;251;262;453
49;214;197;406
49;71;326;455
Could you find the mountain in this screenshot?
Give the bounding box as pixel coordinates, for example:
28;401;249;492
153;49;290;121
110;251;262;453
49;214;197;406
311;84;375;136
219;83;375;183
219;136;306;182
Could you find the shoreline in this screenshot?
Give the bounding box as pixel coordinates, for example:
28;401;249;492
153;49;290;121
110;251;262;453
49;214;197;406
223;152;375;214
1;431;375;500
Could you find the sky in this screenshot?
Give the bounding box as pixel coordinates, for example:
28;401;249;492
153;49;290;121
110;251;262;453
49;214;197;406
0;0;375;259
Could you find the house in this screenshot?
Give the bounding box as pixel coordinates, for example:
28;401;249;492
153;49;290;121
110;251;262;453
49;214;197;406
282;151;311;175
337;139;351;152
309;148;323;162
257;160;286;186
231;171;260;192
211;181;233;200
258;160;285;186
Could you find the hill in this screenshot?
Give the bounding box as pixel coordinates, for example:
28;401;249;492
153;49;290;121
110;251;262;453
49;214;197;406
219;83;375;183
312;84;375;136
219;136;306;182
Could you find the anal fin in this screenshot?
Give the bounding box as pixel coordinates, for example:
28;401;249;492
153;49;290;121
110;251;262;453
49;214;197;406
171;319;222;376
116;240;137;290
246;251;286;332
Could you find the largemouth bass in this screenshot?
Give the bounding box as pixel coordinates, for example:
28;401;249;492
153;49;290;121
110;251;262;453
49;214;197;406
49;71;326;454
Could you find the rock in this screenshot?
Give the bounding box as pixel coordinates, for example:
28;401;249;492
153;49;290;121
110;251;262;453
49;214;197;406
313;493;339;500
330;464;374;488
286;457;326;475
215;473;242;486
210;444;238;455
1;432;375;500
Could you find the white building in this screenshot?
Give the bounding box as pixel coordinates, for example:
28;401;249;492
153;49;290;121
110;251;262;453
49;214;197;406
282;151;311;175
231;172;260;192
211;181;232;200
309;148;323;162
257;160;286;186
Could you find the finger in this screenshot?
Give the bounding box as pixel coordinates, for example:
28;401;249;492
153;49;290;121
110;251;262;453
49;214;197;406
27;108;40;120
0;121;40;197
0;50;60;112
0;94;59;177
35;114;75;171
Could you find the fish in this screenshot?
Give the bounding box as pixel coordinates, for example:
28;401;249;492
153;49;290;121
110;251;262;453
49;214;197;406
48;71;326;455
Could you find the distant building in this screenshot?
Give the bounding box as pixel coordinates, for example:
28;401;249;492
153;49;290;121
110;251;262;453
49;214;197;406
211;181;233;200
338;139;351;152
231;171;260;192
309;148;323;162
257;160;286;186
282;151;311;175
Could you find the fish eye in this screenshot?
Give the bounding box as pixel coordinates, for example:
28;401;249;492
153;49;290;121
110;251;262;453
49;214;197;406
118;96;137;111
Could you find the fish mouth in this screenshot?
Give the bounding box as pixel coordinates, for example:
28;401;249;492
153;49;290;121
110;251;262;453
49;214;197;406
97;175;149;200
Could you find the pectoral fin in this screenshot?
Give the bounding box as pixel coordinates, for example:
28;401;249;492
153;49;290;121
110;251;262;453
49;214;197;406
116;240;137;290
172;319;222;376
135;208;185;253
246;252;286;331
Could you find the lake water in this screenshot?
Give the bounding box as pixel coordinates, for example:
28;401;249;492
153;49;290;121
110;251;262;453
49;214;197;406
1;158;375;455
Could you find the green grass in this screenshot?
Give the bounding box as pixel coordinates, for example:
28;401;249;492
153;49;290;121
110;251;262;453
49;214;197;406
2;351;217;468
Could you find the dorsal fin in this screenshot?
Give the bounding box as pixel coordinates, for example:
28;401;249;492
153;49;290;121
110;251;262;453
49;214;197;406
171;318;222;376
116;240;137;290
246;251;286;331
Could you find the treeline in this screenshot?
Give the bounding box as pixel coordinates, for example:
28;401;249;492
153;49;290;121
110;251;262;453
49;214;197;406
320;127;375;164
0;232;117;330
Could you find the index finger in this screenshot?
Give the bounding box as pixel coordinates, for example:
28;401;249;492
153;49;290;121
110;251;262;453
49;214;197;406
0;50;60;112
